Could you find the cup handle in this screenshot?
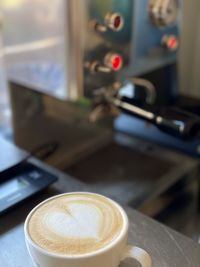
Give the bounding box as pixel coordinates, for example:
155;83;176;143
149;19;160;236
121;245;152;267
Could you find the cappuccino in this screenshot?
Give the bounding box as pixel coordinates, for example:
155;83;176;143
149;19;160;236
28;193;123;256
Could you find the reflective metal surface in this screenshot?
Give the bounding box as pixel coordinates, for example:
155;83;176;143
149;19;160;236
2;0;181;101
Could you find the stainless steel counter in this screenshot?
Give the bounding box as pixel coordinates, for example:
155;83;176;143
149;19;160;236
0;158;200;267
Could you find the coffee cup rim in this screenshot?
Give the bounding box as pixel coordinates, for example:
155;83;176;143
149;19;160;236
24;192;129;259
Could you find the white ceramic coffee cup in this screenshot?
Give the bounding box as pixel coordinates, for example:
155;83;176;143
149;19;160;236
24;192;152;267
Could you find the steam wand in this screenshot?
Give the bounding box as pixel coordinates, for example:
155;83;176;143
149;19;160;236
90;79;200;140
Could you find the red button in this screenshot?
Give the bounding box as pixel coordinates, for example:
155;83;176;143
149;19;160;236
104;53;123;71
105;12;124;32
167;37;178;50
162;35;179;51
112;56;122;71
114;16;122;30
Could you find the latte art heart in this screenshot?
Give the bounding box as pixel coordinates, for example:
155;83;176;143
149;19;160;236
44;203;100;239
28;194;123;256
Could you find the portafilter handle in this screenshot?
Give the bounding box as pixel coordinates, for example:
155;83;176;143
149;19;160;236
109;96;200;139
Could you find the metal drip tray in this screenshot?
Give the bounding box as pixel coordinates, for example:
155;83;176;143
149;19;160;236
65;133;198;207
67;141;173;184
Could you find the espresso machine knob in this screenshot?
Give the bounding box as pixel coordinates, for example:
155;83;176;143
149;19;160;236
104;52;123;71
91;12;124;33
86;53;123;74
104;12;124;32
162;35;179;51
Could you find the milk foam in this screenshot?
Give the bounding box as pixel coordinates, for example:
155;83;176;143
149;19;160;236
44;203;100;239
28;194;123;256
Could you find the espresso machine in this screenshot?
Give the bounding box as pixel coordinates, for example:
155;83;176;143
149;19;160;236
5;0;200;158
0;0;195;151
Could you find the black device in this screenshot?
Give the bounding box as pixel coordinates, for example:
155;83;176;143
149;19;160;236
154;107;200;139
112;96;200;140
0;162;57;215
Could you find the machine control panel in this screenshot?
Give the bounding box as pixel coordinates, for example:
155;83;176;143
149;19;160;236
84;0;181;92
2;0;182;102
124;0;181;76
83;0;131;96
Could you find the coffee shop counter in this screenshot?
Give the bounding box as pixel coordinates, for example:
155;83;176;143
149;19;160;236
0;158;200;267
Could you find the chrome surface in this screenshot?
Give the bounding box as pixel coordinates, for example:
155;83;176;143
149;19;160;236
149;0;179;27
110;97;155;120
2;0;181;101
104;12;125;32
128;78;156;104
64;0;84;100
